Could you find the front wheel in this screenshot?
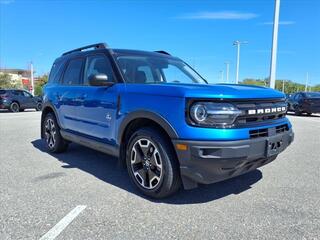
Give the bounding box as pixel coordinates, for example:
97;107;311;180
36;102;42;111
126;127;181;198
294;107;302;116
43;113;68;153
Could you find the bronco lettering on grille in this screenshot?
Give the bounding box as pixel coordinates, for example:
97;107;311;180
248;106;286;115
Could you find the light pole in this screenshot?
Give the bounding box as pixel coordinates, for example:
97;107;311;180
219;70;224;82
233;40;248;84
305;72;309;92
30;62;34;95
225;62;230;83
269;0;281;89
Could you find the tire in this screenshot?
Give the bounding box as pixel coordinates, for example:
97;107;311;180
9;102;20;112
294;110;302;116
294;107;302;116
36;102;42;111
126;127;181;198
307;112;312;116
43;113;68;153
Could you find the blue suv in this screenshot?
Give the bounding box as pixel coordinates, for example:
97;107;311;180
41;43;294;198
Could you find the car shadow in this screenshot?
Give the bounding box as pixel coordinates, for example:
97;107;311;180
31;139;263;204
0;109;38;113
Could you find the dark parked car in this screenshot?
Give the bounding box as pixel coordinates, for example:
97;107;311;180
287;92;320;115
0;89;42;112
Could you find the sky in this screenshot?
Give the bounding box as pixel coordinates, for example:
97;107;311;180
0;0;319;85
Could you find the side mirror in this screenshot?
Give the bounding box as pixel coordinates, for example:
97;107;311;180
88;74;114;86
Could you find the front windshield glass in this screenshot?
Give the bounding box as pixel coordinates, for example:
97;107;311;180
116;55;207;84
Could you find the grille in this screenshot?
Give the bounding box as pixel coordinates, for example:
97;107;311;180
249;124;289;139
234;100;287;126
276;124;289;133
249;128;268;139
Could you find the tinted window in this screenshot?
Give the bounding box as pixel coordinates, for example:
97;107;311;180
22;91;32;97
84;55;114;85
295;94;302;101
48;60;65;83
12;90;23;96
62;58;83;85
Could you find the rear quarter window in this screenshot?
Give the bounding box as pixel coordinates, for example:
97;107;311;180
48;60;65;84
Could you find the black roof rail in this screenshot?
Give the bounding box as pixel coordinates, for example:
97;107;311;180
62;42;108;56
154;50;171;56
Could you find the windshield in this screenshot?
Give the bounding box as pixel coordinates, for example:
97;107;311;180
116;55;207;84
304;92;320;98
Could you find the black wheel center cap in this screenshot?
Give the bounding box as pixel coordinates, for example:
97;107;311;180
143;157;151;170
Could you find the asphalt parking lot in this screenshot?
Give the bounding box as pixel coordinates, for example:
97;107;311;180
0;111;319;240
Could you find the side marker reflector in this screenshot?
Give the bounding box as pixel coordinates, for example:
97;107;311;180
176;144;188;151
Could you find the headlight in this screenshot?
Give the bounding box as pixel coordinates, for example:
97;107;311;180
189;102;242;128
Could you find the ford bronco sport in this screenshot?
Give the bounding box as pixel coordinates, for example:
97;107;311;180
41;43;294;198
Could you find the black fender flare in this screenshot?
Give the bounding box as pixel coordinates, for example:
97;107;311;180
40;102;61;138
118;110;179;144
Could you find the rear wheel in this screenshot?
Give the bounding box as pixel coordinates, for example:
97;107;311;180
9;102;20;112
126;127;181;198
43;113;68;153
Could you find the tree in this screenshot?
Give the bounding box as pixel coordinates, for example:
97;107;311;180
240;78;318;94
0;73;13;88
34;74;48;96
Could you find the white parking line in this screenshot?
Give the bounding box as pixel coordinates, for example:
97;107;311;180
39;205;87;240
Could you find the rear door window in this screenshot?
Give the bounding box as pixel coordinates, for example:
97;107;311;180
12;90;23;96
62;58;84;85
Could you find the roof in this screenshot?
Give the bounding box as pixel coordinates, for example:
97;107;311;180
55;47;179;63
112;49;178;59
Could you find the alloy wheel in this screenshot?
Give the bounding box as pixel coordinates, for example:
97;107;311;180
44;118;56;149
130;138;163;189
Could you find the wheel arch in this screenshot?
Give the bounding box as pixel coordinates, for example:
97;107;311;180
118;111;179;167
40;103;61;139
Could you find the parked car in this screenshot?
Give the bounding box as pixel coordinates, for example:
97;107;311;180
41;43;294;198
287;92;320;115
0;89;42;112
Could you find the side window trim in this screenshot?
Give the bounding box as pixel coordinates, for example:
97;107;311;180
60;57;85;86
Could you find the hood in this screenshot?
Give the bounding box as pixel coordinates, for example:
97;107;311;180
124;83;285;99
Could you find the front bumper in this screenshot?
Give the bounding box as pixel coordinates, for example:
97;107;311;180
173;128;294;189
